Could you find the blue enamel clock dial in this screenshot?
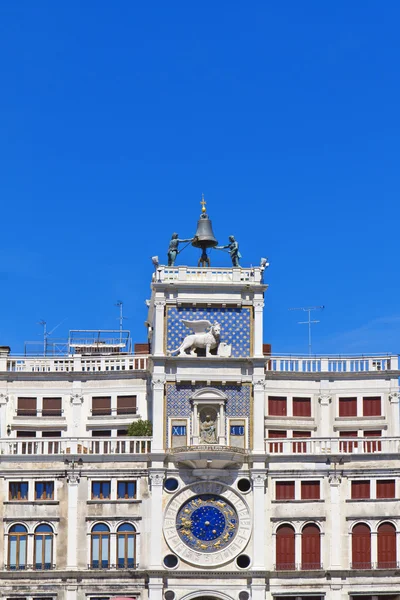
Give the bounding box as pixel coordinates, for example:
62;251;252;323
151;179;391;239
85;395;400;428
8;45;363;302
176;494;238;553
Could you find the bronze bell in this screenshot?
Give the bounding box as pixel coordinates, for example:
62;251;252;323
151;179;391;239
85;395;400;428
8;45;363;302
192;214;218;249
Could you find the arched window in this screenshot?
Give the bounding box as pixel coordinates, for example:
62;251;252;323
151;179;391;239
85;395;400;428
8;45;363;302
34;524;53;570
91;524;110;569
352;523;371;569
8;524;27;570
378;522;396;568
276;524;295;570
301;524;321;570
117;523;137;568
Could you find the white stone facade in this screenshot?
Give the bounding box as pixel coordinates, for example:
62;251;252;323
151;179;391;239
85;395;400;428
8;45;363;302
0;265;398;600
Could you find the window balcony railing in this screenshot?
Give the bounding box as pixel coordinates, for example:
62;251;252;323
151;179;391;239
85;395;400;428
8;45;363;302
350;561;399;570
0;436;151;456
274;563;323;571
4;564;56;571
16;409;64;417
266;355;398;373
265;436;400;456
87;563;139;570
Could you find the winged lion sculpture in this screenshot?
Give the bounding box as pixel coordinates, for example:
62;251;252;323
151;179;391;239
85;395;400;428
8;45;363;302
169;319;221;357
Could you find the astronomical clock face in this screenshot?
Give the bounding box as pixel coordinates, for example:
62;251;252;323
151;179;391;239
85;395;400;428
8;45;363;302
176;494;238;552
163;482;251;567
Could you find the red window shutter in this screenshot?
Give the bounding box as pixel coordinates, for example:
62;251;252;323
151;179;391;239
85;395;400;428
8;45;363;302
301;481;320;500
301;524;320;569
351;480;370;500
377;480;395;499
293;397;311;417
363;430;382;453
339;431;358;452
378;522;396;568
352;523;371;569
276;525;295;570
276;481;295;500
42;397;62;416
268;396;287;416
92;396;111;416
268;430;286;454
17;397;37;416
339;397;357;417
292;430;311;453
116;395;137;415
363;396;381;417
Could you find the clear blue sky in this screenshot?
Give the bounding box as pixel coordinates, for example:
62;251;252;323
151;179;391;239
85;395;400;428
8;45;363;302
0;1;399;356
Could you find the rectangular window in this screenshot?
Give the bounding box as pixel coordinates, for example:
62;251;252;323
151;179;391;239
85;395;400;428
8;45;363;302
301;480;320;500
292;430;311;453
91;481;111;500
16;430;36;437
41;431;62;437
9;482;28;500
377;479;395;499
35;481;54;500
276;481;295;500
117;481;137;499
351;480;370;499
363;396;382;417
268;396;287;416
17;397;37;416
92;397;111;416
339;397;357;417
293;397;311;417
268;430;286;453
42;397;62;417
363;430;382;453
339;430;358;452
117;395;137;415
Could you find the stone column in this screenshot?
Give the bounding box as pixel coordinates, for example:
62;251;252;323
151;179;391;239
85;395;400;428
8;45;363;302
251;471;268;569
318;393;332;438
328;474;342;569
0;393;9;438
152;378;165;452
251;578;266;600
389;392;400;436
149;470;165;569
66;584;78;600
252;380;265;453
253;299;264;358
371;531;378;567
70;394;83;438
66;472;80;570
148;577;164;600
153;299;166;357
295;531;301;569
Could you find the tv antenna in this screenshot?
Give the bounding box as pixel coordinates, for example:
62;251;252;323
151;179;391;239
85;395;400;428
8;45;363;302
37;319;66;356
115;301;128;343
288;306;325;355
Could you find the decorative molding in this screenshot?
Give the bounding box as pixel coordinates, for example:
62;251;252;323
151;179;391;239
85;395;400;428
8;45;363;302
250;470;268;487
70;394;83;405
329;474;342;486
149;470;165;486
389;392;400;403
0;393;9;405
318;394;332;406
154;300;166;308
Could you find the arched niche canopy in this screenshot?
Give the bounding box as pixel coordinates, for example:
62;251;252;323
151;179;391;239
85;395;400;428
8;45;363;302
190;387;227;446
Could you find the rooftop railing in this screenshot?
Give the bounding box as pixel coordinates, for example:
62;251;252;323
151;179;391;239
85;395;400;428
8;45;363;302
6;355;148;373
154;266;264;284
266;355;398;373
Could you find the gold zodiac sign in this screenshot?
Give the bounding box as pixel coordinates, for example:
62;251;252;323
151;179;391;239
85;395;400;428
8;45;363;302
228;521;235;529
213;540;221;547
180;529;191;537
180;518;192;528
215;501;226;509
222;533;230;541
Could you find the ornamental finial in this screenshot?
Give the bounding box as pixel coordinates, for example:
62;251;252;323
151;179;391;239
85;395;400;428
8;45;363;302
200;193;206;214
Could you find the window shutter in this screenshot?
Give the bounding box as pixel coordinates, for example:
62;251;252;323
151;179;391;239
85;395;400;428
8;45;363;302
17;397;37;416
301;481;320;500
352;523;371;569
292;430;311;453
363;430;382;452
268;396;287;416
363;396;381;417
377;480;395;499
276;481;295;500
339;397;357;417
339;430;358;452
293;397;311;417
92;397;111;416
276;525;295;570
377;522;396;568
268;430;286;453
351;480;370;499
301;524;320;569
117;395;137;415
42;397;62;416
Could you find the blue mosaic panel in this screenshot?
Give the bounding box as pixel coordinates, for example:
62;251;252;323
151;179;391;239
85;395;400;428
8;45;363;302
165;383;251;442
166;307;251;358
